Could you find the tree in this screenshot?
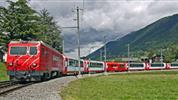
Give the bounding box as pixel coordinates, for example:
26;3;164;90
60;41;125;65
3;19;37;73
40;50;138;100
38;9;62;52
0;0;62;52
0;0;40;49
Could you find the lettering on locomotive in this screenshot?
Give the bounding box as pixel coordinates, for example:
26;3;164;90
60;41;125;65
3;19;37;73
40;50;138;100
53;56;60;61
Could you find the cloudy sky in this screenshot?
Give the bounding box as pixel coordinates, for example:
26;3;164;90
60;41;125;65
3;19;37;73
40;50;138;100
1;0;178;58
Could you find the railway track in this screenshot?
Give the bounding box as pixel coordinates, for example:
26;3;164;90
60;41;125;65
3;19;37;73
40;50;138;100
0;81;34;96
0;81;18;88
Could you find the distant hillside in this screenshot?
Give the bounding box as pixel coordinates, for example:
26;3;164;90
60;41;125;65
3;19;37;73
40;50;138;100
90;14;178;59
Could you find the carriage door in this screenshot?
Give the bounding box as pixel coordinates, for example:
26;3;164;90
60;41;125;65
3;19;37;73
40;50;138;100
64;58;68;74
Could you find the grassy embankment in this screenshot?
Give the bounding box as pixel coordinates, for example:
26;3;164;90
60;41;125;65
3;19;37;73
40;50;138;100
0;62;9;81
61;71;178;100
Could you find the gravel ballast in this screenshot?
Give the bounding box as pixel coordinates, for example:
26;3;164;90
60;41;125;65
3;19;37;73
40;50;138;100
0;76;77;100
0;73;107;100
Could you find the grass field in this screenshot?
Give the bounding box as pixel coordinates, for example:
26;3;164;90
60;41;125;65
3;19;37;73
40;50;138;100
61;71;178;100
0;62;9;81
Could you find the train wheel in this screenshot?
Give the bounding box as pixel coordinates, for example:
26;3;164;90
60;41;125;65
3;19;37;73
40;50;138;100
40;73;50;81
56;71;61;77
50;71;60;78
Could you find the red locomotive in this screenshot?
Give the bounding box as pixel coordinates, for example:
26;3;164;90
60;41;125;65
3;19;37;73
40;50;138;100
6;41;66;81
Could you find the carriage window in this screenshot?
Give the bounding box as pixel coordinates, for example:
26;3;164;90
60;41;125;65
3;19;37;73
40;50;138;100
112;64;117;67
151;64;164;67
90;62;103;68
120;64;125;68
171;64;178;66
30;47;37;55
69;59;78;67
130;64;144;67
10;47;27;55
80;61;83;67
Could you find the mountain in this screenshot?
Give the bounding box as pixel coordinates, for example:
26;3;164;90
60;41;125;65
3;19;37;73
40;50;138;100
89;14;178;59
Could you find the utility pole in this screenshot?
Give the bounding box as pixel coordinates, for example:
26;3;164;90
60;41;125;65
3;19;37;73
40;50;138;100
104;36;107;75
61;6;82;77
128;44;130;72
76;6;81;76
62;7;81;76
62;39;64;54
160;48;163;68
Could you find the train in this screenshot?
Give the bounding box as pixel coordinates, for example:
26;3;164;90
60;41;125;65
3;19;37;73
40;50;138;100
6;41;105;81
6;41;178;81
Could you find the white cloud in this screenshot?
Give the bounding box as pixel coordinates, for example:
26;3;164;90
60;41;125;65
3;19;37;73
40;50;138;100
1;0;178;58
65;41;104;58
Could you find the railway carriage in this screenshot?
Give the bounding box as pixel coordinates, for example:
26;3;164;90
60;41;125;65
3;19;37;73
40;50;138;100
65;58;88;74
128;63;146;70
65;58;78;74
106;62;128;72
148;63;166;70
88;60;105;73
166;63;178;69
6;41;65;81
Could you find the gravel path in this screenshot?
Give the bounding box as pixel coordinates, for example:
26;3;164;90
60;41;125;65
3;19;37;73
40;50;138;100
0;73;109;100
0;76;77;100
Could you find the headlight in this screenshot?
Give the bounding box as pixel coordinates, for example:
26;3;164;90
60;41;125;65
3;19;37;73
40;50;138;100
32;63;37;67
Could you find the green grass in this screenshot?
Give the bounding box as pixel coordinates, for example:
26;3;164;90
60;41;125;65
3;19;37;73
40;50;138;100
0;62;9;81
61;71;178;100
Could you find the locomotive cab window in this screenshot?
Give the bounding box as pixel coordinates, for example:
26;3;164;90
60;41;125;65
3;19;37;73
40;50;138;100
10;47;27;55
30;47;37;55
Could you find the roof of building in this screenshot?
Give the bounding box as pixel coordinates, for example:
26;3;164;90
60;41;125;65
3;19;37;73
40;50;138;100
121;58;139;62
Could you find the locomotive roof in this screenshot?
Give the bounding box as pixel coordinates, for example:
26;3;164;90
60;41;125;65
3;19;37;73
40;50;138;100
9;41;64;56
10;41;52;48
10;41;43;44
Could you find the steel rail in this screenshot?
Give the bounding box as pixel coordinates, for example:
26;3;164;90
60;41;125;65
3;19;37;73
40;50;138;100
0;82;34;96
